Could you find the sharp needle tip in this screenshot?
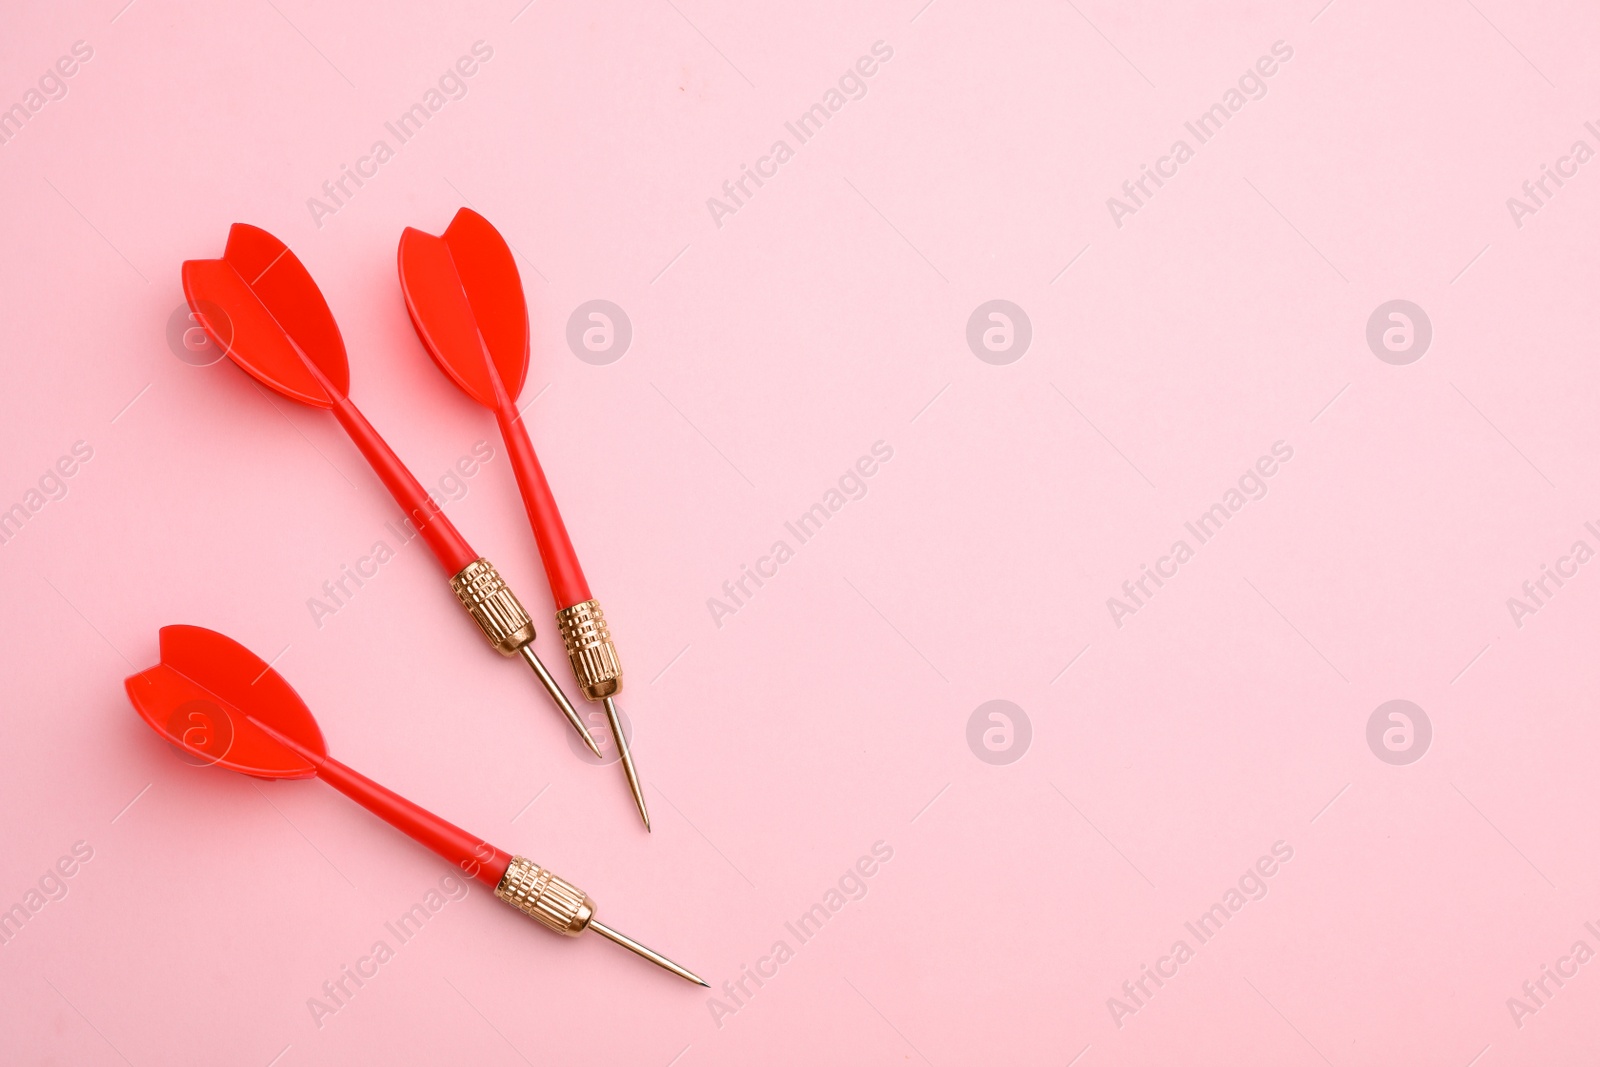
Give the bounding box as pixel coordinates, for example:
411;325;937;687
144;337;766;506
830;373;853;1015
588;919;705;986
602;697;652;830
518;645;595;753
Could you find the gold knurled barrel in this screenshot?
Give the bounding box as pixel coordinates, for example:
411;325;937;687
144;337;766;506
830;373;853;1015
555;598;623;700
494;856;595;936
450;558;536;655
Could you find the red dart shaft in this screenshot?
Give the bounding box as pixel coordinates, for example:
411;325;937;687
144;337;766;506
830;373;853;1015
495;404;591;608
314;754;512;886
487;381;645;831
240;716;512;883
328;394;478;577
243;713;512;885
296;348;476;576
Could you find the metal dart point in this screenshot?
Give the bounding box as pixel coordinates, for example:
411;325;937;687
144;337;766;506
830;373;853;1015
558;600;651;830
590;919;706;986
495;857;705;985
519;644;603;759
603;696;650;831
450;560;601;758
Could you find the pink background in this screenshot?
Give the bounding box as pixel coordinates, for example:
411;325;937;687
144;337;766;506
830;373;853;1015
3;0;1599;1063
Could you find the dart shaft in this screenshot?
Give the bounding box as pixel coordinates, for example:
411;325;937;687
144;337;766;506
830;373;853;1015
495;413;626;704
498;425;647;828
247;721;511;887
497;406;590;607
329;393;477;575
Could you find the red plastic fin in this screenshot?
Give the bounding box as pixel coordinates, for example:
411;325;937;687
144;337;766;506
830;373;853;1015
180;223;351;406
123;625;326;779
397;208;528;409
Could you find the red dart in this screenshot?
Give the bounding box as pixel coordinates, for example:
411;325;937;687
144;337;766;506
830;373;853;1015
398;209;649;829
182;224;602;758
124;625;706;986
